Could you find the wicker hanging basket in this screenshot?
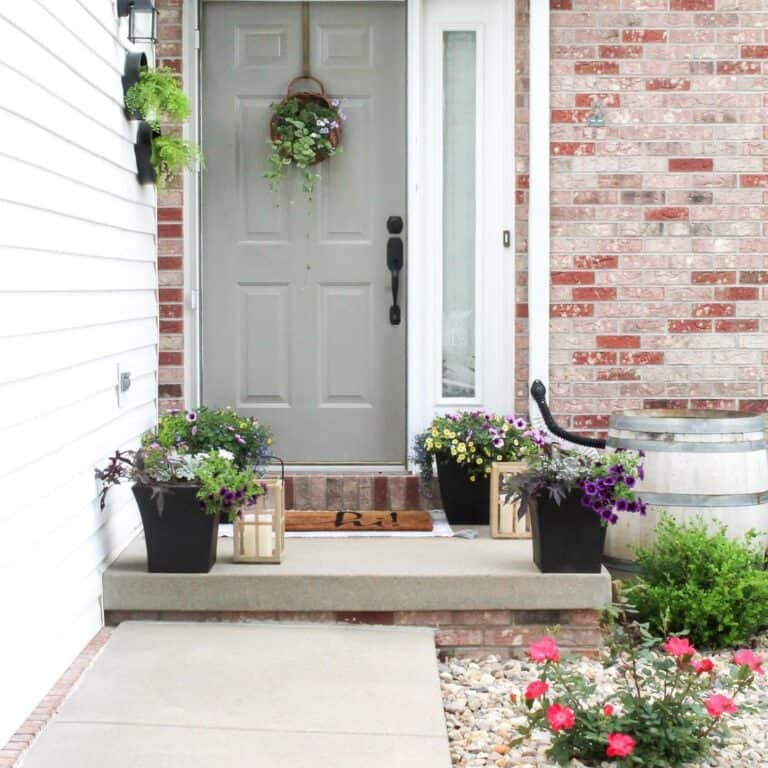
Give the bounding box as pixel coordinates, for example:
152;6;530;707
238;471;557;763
270;75;342;166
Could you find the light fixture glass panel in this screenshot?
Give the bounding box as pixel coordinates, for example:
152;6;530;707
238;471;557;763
441;31;476;398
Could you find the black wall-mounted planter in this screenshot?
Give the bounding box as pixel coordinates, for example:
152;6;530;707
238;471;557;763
122;51;148;119
135;121;157;184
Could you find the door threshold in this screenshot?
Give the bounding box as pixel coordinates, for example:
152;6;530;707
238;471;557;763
281;465;411;475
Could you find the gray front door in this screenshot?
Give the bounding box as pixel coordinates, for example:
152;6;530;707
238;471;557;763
202;2;406;463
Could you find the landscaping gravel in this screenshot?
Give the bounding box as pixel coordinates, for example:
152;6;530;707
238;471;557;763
440;639;768;768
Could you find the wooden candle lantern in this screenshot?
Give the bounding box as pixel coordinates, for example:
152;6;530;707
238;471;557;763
489;461;531;539
233;478;285;563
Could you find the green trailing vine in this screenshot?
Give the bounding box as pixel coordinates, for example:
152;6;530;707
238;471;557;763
264;95;345;203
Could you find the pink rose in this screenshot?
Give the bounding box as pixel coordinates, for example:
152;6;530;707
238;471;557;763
546;703;576;731
705;694;737;718
602;704;614;716
529;636;561;663
524;680;549;700
692;658;714;675
663;636;696;660
606;733;636;758
732;649;765;676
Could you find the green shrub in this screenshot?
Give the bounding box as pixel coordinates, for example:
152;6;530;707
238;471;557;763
627;515;768;648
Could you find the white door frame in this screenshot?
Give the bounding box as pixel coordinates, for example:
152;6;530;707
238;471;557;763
182;0;517;468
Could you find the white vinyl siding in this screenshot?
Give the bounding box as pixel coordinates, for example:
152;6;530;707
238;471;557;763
0;0;157;745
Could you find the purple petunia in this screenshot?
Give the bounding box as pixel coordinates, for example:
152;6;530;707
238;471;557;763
492;437;504;449
623;475;636;488
584;480;598;496
513;417;527;430
637;465;645;480
186;410;197;422
615;498;629;512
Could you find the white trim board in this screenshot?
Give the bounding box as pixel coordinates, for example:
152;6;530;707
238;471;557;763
185;0;520;464
527;0;550;414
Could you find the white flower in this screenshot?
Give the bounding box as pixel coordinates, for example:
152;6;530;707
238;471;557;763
218;449;235;461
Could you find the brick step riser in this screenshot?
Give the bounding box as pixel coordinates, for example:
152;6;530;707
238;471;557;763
283;475;442;511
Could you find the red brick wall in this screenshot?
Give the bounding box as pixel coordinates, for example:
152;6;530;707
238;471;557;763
157;1;768;428
156;0;185;413
542;0;768;431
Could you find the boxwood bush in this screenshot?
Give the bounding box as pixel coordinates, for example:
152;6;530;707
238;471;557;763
627;515;768;648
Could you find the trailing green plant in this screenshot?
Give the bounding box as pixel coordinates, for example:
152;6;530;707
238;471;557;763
510;601;762;767
125;67;191;130
151;134;204;188
625;515;768;647
264;95;345;202
143;406;272;469
125;67;203;188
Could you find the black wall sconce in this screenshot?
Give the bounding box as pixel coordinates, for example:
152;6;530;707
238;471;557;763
117;0;159;45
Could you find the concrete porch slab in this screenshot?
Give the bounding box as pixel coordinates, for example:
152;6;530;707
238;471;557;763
20;622;451;768
103;528;612;613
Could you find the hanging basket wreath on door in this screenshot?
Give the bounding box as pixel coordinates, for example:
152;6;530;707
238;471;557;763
264;75;346;202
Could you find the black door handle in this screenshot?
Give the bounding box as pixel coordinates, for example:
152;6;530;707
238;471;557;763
387;236;403;325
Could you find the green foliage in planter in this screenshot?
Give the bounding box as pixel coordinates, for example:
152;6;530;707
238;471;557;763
125;67;191;131
151;134;204;189
626;515;768;648
144;406;272;469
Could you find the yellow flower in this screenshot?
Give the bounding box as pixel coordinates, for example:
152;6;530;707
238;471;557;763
513;439;519;446
476;457;483;465
267;438;272;445
435;441;443;449
452;438;458;445
502;423;509;432
469;475;476;482
443;428;451;437
425;438;433;450
497;455;503;461
470;446;476;453
451;447;457;456
458;443;466;453
431;428;439;437
457;454;465;463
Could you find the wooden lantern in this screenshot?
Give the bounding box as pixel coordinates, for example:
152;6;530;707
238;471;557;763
490;461;531;539
233;479;285;563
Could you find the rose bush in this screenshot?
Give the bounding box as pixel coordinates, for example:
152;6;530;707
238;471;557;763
511;604;761;767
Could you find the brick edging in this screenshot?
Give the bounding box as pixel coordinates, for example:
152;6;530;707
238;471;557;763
0;629;113;768
105;609;603;658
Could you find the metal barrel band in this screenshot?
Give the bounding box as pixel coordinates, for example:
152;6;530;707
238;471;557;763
607;437;767;453
639;490;768;508
610;414;766;434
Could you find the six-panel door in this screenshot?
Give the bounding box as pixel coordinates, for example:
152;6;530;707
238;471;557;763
202;2;406;463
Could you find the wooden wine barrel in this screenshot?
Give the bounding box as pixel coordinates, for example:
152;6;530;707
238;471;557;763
604;409;768;576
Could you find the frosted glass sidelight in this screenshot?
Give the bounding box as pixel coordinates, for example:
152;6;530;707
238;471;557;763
441;31;476;398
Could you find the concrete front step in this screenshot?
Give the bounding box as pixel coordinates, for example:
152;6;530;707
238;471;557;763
104;529;612;657
20;622;452;768
283;473;439;511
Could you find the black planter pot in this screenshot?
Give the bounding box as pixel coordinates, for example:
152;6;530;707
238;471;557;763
529;490;606;573
122;51;148;119
436;461;490;525
134;121;157;184
132;482;220;573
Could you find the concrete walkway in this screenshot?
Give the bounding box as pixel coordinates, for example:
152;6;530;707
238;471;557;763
20;622;452;768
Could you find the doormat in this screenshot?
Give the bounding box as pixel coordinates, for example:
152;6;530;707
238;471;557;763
219;510;456;538
286;509;433;532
